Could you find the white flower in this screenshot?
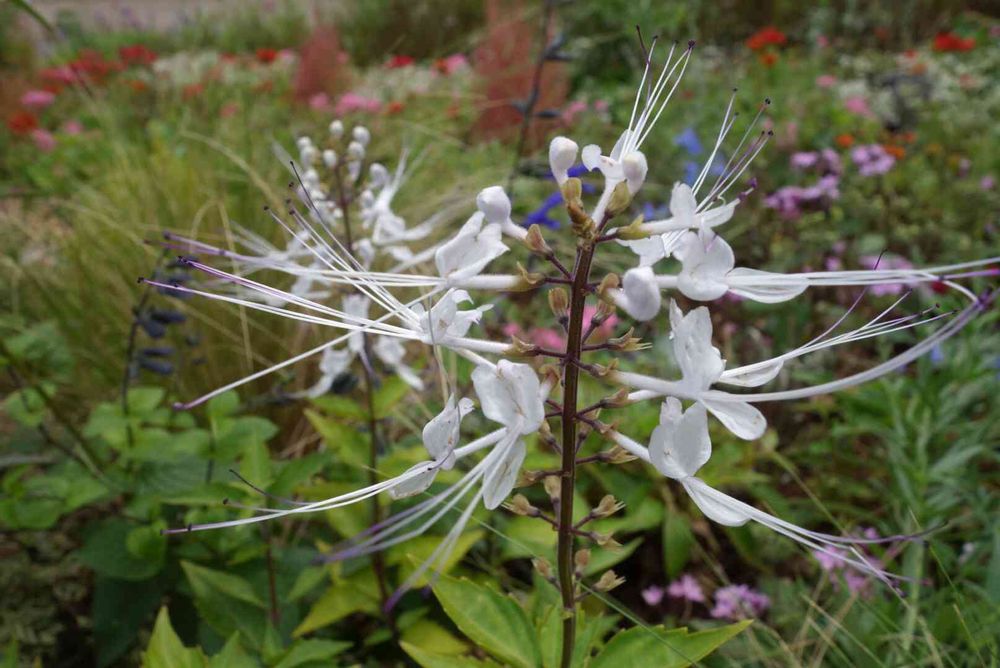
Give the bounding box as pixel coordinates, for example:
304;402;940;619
343;294;370;354
476;186;512;226
548;136;579;185
471;360;545;435
352;125;371;146
301;346;353;398
372;336;423;390
412;290;492;343
481;432;526;509
618;230;687;268
614;267;662;321
329;119;344;139
390;395;474;498
649;398;710;479
582;134;648;195
668;301;766;440
435;212;509;281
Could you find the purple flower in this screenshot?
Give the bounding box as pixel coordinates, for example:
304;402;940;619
710;584;770;620
851;144;895;176
980;175;996;191
641;585;665;606
791;151;819;170
667;574;705;603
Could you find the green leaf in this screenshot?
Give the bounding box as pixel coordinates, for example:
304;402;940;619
310;395;365;421
305;409;367;467
373;376;410;419
240;440;274;490
207;635;250;667
143;607;208;668
400;618;468;656
125;524;167;565
126;387;166;414
401;642;499;668
79;520;164;580
206;391;240;421
2;385;53;427
388;530;484;586
272;639;353;668
590;620;752;668
662;512;694;579
182;561;266;608
432;576;540;668
93;575;165;667
181;561;268;649
293;569;380;637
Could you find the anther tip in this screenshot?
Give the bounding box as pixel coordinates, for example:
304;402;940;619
137;276;144;284
222;497;230;505
171;401;185;411
764;97;772;105
186;523;193;532
687;39;696;49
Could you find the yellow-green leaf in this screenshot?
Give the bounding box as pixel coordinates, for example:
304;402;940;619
143;607;208;668
590;620;752;668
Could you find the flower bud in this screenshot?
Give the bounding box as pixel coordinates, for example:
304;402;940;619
329;119;344;139
347;141;365;160
295;136;312;151
616;214;649;241
605;180;633;218
574;549;591;572
524;224;551;255
476;186;511;225
548;288;569;320
603;445;638;464
560;177;583;206
514;263;545;290
593;532;622;550
618;267;661;321
369;162;389;186
504;494;538;516
359;189;375;208
596;273;620;301
300;146;318;166
322;149;338;169
352;125;370;146
533;557;554;579
548;136;579;184
622;151;648;194
543;475;561;500
594;570;625;592
594;494;624;518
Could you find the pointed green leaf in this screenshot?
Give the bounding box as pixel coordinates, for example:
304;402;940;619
293;569;380;637
208;635;250;667
143;607;208;668
432;576;540;668
662;513;694;579
590;620;752;668
272;639;353;668
401;642;500;668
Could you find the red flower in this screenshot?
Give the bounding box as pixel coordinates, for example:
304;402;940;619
7;111;39;135
385;100;405;115
746;26;787;51
759;52;779;67
387;54;415;68
933;31;975;52
119;44;157;66
256;48;279;64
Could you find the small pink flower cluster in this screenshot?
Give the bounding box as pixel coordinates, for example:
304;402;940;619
851;144;896;176
709;584;771;620
813;527;884;598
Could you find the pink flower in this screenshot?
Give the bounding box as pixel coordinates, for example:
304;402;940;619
641;586;665;606
309;92;331;110
710;584;770;620
21;89;57;109
334;92;382;115
561;100;587;124
31;129;56;152
981;175;996;191
851;144;895;177
844;95;874;118
435;53;468;75
592;99;609;113
530;328;565;351
667;574;705;603
816;74;837;88
860;253;913;296
61;119;83;135
219;103;239;119
816;35;830;49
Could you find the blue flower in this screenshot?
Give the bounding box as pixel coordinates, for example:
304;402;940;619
674;127;703;156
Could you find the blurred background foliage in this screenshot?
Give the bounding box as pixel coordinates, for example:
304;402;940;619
0;0;997;666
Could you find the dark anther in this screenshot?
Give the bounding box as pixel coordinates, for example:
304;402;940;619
687;40;696;48
186;523;193;532
222;498;230;505
136;276;144;284
765;97;772;105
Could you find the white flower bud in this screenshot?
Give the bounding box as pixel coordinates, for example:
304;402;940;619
347;141;365;160
308;188;326;203
548;136;579;184
329;119;344;139
295;136;312;151
476;186;511;225
352;125;371;146
617;266;662;321
322;149;338;169
359;189;375;208
303;168;319;186
622;151;648;194
299;146;318;166
369;163;389;187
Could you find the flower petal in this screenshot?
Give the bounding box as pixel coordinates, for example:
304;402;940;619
471;361;544;434
581;144;602;171
701;398;767;440
482;436;526;509
669;182;698;225
649;399;711;479
727;268;808;304
681;477;751;526
677;232;735;302
718;359;784;387
617;266;662;321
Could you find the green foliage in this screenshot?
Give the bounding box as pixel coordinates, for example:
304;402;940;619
590;621;753;668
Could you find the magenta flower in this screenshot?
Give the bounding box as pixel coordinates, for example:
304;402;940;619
851;144;895;176
710;584;770;620
667;573;705;603
816;74;837;88
334;92;382;115
844;95;874;118
641;585;665;606
31;129;56;152
981;175;996;191
61;119;83;135
20;89;56;110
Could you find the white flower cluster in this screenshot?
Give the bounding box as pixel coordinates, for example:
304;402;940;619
158;41;996;597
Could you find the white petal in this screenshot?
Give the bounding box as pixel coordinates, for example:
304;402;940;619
389;462;438;499
696;199;738;230
677;232;735;302
617;266;661;321
701;399;767;440
719;359;784;387
681;477;751;526
669;300;725;391
727;268;808;304
434;213;509;280
476;186;512;225
581;144;602;171
549;136;579;184
669;182;698;226
422;395;467;468
622;151;648;194
649;399;711;479
471;361;544;434
482;436;526;510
